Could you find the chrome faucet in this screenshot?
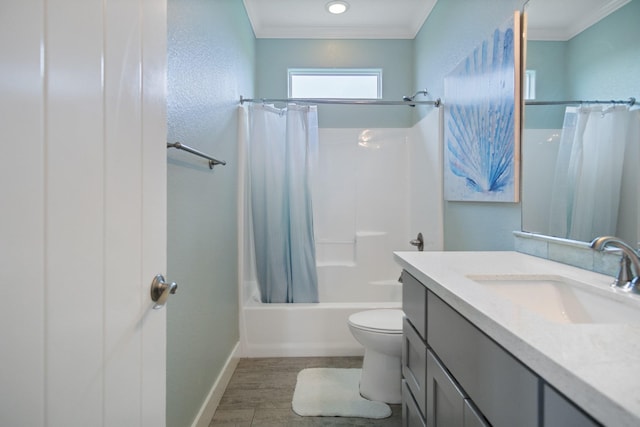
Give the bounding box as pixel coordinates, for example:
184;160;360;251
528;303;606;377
590;236;640;294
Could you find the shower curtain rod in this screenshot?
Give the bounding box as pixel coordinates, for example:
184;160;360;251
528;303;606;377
239;95;441;107
167;142;226;169
525;97;636;106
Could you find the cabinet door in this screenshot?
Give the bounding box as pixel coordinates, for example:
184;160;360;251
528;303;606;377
543;384;601;427
403;318;427;416
403;380;427;427
426;350;466;427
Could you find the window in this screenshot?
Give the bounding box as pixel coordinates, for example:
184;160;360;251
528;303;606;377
288;68;382;99
524;70;536;100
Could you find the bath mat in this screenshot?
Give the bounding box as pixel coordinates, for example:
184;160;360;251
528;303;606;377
292;368;391;419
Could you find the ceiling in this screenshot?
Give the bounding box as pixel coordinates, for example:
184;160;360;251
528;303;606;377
242;0;437;39
242;0;630;41
526;0;630;41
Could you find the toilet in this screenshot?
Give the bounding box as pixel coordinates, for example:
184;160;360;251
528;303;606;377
347;308;404;404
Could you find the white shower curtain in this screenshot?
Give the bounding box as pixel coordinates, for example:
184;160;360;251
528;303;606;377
549;105;633;241
242;103;319;303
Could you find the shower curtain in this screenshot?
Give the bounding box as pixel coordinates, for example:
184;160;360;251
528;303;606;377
243;103;319;303
549;105;633;241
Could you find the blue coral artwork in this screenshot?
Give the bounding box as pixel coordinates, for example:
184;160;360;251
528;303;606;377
444;12;521;202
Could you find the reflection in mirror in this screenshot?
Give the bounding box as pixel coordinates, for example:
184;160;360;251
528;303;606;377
521;0;640;247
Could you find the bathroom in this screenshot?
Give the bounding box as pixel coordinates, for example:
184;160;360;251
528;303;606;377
2;0;639;426
168;0;640;425
167;0;516;424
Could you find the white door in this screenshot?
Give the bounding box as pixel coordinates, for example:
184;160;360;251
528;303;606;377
0;1;168;426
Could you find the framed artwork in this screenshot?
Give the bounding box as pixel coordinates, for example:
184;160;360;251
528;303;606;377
444;11;522;202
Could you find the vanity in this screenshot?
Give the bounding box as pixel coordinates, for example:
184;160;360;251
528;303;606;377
396;251;640;427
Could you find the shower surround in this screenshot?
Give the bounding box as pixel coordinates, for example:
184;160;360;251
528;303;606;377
238;109;443;357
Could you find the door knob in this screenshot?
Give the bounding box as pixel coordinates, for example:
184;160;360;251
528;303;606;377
409;232;424;251
150;274;178;310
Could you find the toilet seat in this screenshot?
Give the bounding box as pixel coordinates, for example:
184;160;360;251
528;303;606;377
348;309;404;334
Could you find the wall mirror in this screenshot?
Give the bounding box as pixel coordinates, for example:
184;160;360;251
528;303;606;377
521;0;639;246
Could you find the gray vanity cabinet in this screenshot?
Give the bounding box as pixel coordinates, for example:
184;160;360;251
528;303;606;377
402;268;532;426
401;269;602;427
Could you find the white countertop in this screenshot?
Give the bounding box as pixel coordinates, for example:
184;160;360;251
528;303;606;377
394;251;640;427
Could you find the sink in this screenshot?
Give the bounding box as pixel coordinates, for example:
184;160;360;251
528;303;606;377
467;275;640;324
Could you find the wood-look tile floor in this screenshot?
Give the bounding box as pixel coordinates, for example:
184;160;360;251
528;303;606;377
209;357;402;426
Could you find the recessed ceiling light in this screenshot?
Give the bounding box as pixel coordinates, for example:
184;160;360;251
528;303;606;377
326;1;349;14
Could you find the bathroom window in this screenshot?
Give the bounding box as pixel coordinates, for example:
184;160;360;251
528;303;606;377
288;68;382;99
524;69;536;100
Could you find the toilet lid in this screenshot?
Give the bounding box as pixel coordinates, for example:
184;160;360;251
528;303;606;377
348;309;404;333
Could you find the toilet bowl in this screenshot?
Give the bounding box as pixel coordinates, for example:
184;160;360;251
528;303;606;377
347;308;404;404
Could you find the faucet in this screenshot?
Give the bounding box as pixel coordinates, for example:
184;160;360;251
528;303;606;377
590;236;640;294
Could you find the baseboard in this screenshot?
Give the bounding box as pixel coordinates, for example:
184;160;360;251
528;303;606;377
191;342;240;427
242;343;365;358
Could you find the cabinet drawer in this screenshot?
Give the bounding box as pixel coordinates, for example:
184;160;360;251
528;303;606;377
402;270;427;339
427;290;539;427
402;380;426;427
402;317;427;416
543;384;601;427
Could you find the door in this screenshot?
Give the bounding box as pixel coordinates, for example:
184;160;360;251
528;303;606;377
0;1;168;426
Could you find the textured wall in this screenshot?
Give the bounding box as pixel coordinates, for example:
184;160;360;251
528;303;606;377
166;0;254;426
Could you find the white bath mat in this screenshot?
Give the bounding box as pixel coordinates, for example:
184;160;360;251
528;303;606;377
292;368;391;419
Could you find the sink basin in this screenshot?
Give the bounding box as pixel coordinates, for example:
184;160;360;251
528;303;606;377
467;275;640;324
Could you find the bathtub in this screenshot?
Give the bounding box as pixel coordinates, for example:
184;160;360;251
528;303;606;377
236;124;429;357
239;276;402;357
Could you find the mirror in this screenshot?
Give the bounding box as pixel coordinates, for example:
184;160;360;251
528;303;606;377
521;0;640;246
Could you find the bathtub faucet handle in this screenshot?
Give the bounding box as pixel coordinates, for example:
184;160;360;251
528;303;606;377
409;233;424;251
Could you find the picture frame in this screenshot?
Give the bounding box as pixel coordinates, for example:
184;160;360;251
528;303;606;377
444;11;522;202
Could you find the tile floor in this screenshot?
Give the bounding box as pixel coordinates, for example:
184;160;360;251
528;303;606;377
209;357;402;426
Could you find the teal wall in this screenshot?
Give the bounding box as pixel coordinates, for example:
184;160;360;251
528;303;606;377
567;0;640;100
524;41;567;129
414;0;525;110
414;0;525;251
525;0;640;129
166;0;254;426
255;39;415;128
